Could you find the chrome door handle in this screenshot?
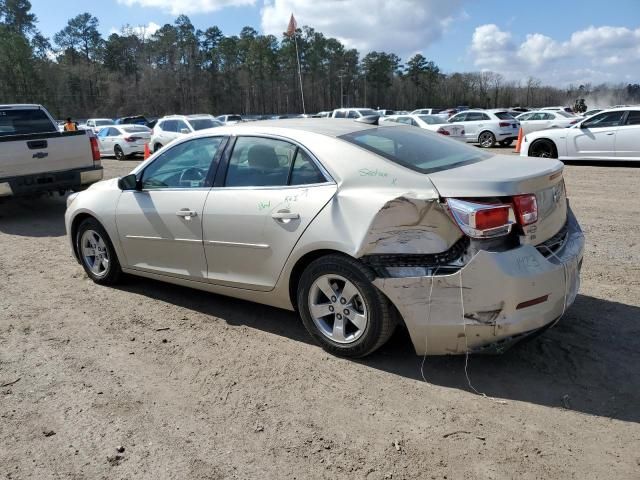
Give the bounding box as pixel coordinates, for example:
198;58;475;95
271;210;300;220
176;209;197;218
606;132;615;135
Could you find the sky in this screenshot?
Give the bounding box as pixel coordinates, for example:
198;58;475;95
29;0;640;86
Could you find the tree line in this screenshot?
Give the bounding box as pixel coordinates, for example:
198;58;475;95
1;0;639;118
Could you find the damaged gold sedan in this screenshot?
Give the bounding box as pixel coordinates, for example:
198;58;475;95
65;118;584;357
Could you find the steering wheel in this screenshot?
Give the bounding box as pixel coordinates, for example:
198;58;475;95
178;167;207;187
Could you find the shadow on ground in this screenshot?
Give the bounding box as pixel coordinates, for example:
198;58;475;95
117;276;640;423
0;195;67;237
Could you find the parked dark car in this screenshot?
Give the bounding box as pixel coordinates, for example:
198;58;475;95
115;115;150;126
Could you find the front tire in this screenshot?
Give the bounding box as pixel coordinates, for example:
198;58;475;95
478;131;496;148
76;218;122;285
297;254;397;358
529;139;558;158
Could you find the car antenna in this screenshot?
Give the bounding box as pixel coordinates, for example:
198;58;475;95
355;115;380;125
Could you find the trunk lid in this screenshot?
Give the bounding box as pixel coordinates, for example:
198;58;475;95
428;154;567;245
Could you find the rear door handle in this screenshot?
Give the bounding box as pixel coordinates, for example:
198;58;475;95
176;209;197;219
271;210;300;220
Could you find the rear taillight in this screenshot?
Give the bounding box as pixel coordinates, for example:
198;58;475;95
124;136;141;142
512;194;538;226
89;136;100;162
436;127;450;135
499;122;511;127
447;198;514;239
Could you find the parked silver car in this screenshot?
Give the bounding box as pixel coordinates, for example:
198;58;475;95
65;119;583;357
447;109;521;147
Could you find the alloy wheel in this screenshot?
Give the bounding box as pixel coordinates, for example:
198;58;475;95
80;229;110;278
308;274;368;344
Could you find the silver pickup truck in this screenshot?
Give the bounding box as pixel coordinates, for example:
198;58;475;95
0;104;103;198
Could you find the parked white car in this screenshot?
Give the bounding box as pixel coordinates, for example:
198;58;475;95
381;114;465;140
541;106;575;115
97;125;151;160
150;115;222;152
376;109;396;116
521;107;640;160
330;108;379;119
216;114;243;125
85;118;115;134
516;110;580;134
410;108;446;117
447;109;520;147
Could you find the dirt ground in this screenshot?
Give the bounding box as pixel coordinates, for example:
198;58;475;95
1;150;639;479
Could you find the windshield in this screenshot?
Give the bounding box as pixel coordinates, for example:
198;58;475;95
122;126;150;133
418;115;445;125
357;109;379;116
95;119;114;126
0;108;56;136
189;118;221;130
495;112;515;120
339;126;490;174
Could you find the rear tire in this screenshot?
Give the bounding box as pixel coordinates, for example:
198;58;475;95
297;254;397;358
114;145;125;160
76;218;122;285
154;143;163;153
529;139;558;158
478;131;496;148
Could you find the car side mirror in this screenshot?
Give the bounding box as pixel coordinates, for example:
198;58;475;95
180;128;190;134
118;173;139;191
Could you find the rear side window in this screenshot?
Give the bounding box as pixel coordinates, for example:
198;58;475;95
0;108;56;136
290;150;326;185
449;113;467;122
188;118;221;130
225;137;297;187
624;111;640;125
334;110;346;118
163;120;177;132
494;112;515;120
339;126;490;174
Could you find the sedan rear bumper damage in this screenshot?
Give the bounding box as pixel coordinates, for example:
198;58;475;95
373;207;584;355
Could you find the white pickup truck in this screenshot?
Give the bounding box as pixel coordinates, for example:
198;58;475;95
0;104;103;198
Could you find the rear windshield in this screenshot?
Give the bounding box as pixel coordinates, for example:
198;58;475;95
339;127;490;174
189;118;221;130
0;108;56;136
122;126;149;133
95;119;114;126
494;112;515;120
357;109;378;116
418;115;445;125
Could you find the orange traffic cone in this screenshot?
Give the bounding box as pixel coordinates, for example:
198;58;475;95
144;143;150;159
514;128;523;153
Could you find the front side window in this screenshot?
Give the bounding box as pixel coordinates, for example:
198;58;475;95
175;120;190;133
107;128;120;136
582;111;625;129
449;113;467;122
340;126;490;174
141;137;224;189
347;110;359;119
225;137;297;187
518;113;533;121
98;128;109;138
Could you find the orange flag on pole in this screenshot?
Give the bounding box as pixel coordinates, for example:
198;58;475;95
286;14;297;37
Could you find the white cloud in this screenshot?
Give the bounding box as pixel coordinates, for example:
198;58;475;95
117;0;255;15
469;23;640;85
260;0;465;56
110;21;161;38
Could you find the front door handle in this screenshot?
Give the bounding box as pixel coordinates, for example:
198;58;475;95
271;210;300;220
606;132;615;135
176;209;197;219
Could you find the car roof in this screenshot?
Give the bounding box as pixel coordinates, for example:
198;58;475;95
191;118;377;138
0;104;43;109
